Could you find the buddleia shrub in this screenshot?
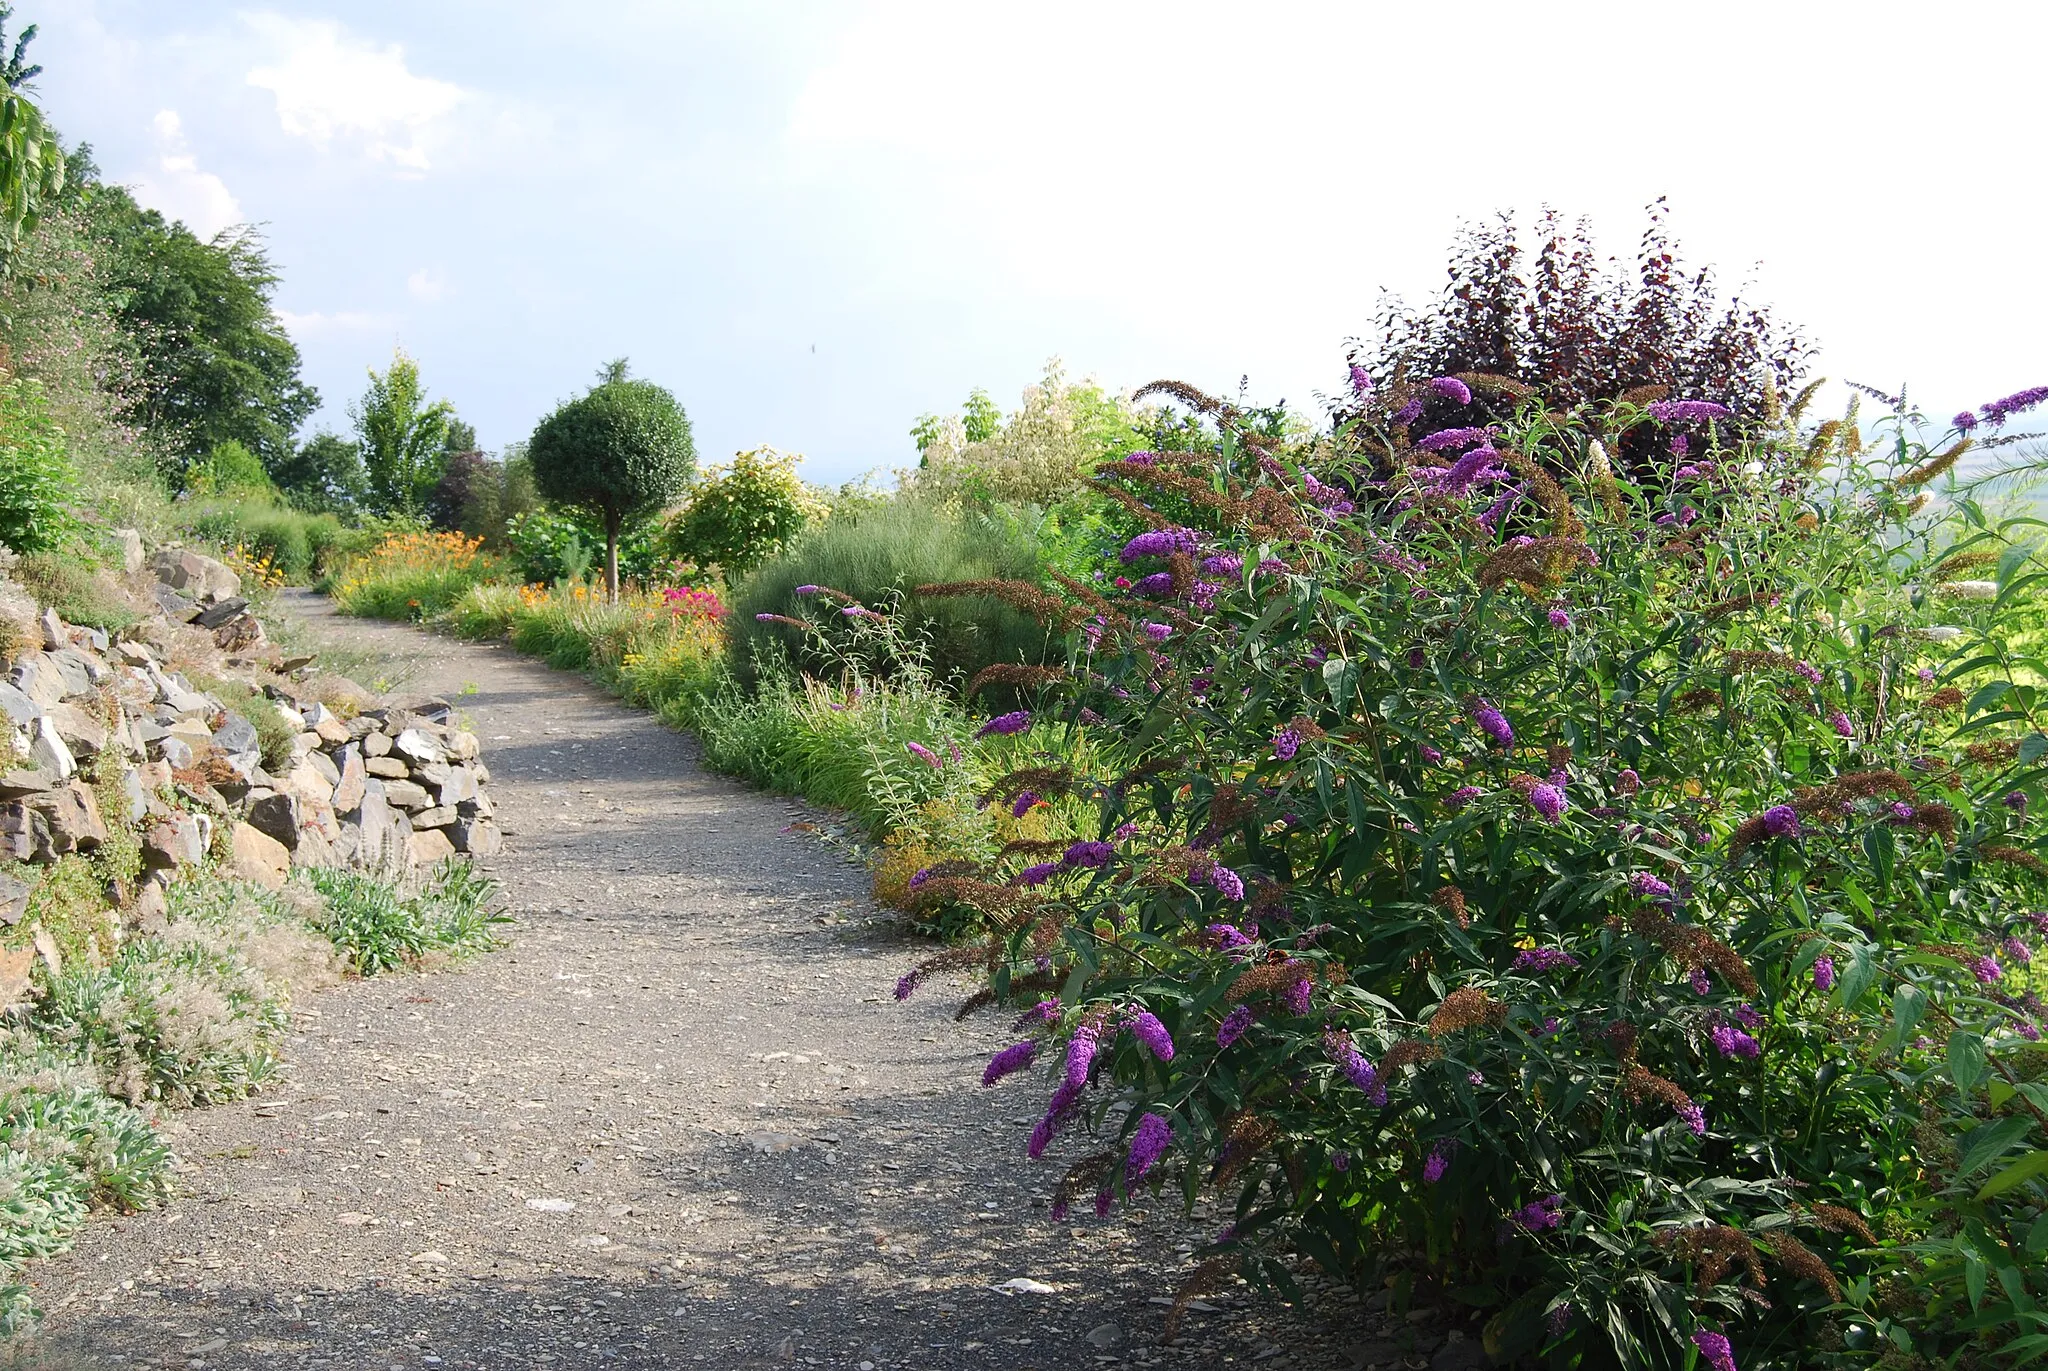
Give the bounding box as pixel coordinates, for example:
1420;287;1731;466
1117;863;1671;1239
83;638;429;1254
903;377;2048;1368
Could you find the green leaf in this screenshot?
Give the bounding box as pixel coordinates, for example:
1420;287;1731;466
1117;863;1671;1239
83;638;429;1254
1949;1030;1988;1094
1839;944;1877;1010
1967;1250;1989;1311
2024;733;2048;766
1891;983;1927;1045
1979;1151;2048;1201
1959;1117;2034;1179
1321;657;1359;711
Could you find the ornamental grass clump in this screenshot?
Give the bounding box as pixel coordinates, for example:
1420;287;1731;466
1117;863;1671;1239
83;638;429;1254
900;379;2048;1367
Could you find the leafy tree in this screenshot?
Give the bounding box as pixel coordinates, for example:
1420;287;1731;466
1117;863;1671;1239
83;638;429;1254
271;431;367;514
82;183;316;475
426;448;491;532
184;439;274;497
442;417;477;456
0;6;62;283
351;349;454;518
666;446;824;575
0;375;74;552
526;364;694;600
908;360;1145;505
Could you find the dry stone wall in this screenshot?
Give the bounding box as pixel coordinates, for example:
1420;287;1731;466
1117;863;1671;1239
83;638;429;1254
0;543;500;932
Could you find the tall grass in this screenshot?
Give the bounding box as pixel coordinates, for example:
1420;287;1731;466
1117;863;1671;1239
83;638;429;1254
728;497;1057;691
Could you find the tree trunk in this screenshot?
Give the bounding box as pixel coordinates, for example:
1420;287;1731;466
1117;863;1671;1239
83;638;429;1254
605;511;621;604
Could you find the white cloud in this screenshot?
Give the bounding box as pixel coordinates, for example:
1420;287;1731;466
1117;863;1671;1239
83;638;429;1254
406;268;448;302
128;109;243;240
244;14;465;175
276;308;395;336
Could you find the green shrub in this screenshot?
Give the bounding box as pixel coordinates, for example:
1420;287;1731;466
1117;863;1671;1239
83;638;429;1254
505;505;665;586
183;440;275;499
0;377;76;554
664;446;824;575
329;529;500;620
306;861;506;975
0;1054;174;1211
729;497;1057;692
923;387;2048;1368
176;497;372;584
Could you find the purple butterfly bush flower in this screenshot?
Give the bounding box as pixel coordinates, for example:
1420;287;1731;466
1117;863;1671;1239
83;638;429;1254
841;605;882;619
1063;1021;1102;1087
1761;804;1801;838
1970;954;2003;984
1014;862;1059;887
1678;1102;1708;1136
1207;923;1253;950
905;741;941;768
1513;1194;1566;1233
1793;660;1822;685
1889;802;1915;822
1711;1023;1761;1060
1669;433;1689;457
1430;376;1473;404
1420;744;1444;764
1692;1330;1739;1371
894;968;925;1000
1282;972;1314;1016
1690;967;1713;996
1141;621;1172;642
1120;527;1200;562
1812;955;1836;991
1513;947;1578;973
1126;1112;1173;1183
1417;426;1491;452
2004;936;2032;966
2006;790;2029;815
1392;397;1424;425
1444;785;1483;812
1129;1010;1176;1062
1027;1079;1084;1159
1015;998;1061;1028
1011;791;1041;817
1733;1004;1764;1031
1978;385;2048;427
1615;768;1641;795
1063;840;1113;868
1272;729;1302;761
1208;865;1246;901
1526;783;1568;823
1422;1139;1456;1183
1547;605;1571;628
753;612;778;622
1131;571;1174;595
908;867;931;891
1829;710;1854;738
793;585;824;595
1348;364;1374;397
1472;701;1514;746
982;1041;1037;1086
1953;410;1979;432
1200;552;1242;576
1322;1030;1387;1106
1217;1004;1254;1048
1647;399;1733;423
976;710;1032;738
1330;1151;1350;1172
1631;872;1674;900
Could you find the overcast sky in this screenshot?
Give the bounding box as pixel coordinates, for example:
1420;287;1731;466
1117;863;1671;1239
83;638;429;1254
35;2;2048;483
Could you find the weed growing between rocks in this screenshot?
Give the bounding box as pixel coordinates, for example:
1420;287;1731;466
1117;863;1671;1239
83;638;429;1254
306;859;508;976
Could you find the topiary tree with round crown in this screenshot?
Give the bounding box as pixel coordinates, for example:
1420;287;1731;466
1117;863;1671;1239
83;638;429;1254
526;360;694;601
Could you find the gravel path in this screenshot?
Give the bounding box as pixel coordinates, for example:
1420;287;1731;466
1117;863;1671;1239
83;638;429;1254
30;596;1401;1371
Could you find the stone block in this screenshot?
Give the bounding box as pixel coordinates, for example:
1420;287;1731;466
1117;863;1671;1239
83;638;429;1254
112;528;144;576
0;802;42;862
408;827;456;865
331;746;365;813
192;596;250;631
45;702;107;757
142;814;206;869
227;822;289;889
382;779;432;811
364;756;409;780
0;682;38;730
450;817;502;856
361;730;392;758
26;781;106;856
393;728;445;765
305;748;341;787
0;766;56;799
446;730;481;762
152;547;240;602
0;869;32;926
28;718;75;780
411;804;457;829
245;791;302;849
435;764;479;807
